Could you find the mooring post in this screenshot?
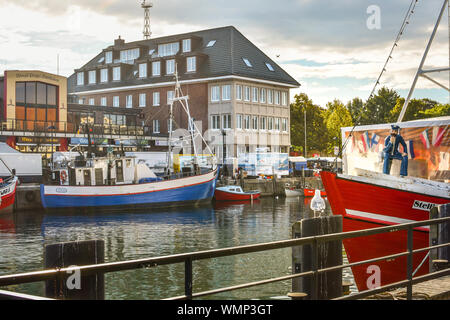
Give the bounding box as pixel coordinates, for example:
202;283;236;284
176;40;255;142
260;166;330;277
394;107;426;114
291;215;343;300
44;240;105;300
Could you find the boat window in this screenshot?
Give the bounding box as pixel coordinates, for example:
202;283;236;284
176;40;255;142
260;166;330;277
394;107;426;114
236;187;242;192
230;188;235;192
126;159;132;168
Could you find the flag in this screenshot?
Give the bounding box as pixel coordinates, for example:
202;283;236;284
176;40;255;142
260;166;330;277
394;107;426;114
350;134;356;152
420;129;431;149
370;133;380;150
432;126;446;147
360;131;370;153
407;140;415;159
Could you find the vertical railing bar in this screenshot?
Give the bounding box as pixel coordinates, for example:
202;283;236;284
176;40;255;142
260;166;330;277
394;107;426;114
312;238;318;300
407;226;413;300
185;257;193;300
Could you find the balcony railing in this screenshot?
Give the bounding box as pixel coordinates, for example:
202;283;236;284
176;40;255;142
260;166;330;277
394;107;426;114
0;119;152;137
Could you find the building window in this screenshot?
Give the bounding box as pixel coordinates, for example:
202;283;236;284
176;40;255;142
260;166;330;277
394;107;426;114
120;48;140;63
126;95;132;108
222;114;231;129
182;39;191;53
222;85;231;101
211;86;220;102
152;61;161;76
139;93;146;107
252;116;258;130
167;90;174;105
242;58;252;67
260;116;267;130
89;98;95;106
275;117;280;131
100;68;108;83
275;91;280;105
282;92;288;106
252;87;258;102
166;59;175;75
139;63;147;78
186;56;196;72
265;62;275;71
88;70;96;84
260;88;267;103
268;90;273;104
77;72;84;86
101;97;107;106
158;42;179;57
211;115;220;130
236;85;242;100
236;114;242;129
282;118;288;132
153;92;160;106
113;96;119;107
78;98;84;104
206;40;216;47
105;51;113;64
153;119;160;133
244;86;250;102
268;117;273;130
113;67;120;81
244;115;250;130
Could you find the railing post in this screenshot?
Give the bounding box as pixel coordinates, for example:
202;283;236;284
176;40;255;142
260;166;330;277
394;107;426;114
311;238;318;300
185;257;193;300
407;226;413;300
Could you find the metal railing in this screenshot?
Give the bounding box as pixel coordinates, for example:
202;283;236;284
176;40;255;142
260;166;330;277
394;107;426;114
0;119;151;137
0;216;449;300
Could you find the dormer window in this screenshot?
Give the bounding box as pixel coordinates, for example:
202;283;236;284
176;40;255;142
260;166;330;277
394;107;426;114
206;40;216;47
98;57;105;63
158;42;179;57
265;62;275;71
120;48;139;63
166;59;175;75
243;58;252;67
77;72;84;86
186;56;196;73
182;39;191;53
88;70;96;84
105;51;113;64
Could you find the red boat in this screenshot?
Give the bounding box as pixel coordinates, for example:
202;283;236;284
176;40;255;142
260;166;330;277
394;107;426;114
0;176;18;214
304;188;327;197
214;186;261;201
321;169;449;291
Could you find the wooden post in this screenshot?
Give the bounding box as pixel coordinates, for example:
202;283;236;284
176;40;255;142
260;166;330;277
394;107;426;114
292;215;343;300
44;240;105;300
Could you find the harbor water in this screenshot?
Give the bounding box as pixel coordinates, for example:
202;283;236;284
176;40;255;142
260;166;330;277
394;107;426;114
0;196;356;299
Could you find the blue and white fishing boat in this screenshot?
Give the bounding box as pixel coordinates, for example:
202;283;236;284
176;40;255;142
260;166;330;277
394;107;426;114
41;66;218;211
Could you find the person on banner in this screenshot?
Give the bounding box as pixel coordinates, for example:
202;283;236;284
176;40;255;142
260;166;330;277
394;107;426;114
382;125;408;177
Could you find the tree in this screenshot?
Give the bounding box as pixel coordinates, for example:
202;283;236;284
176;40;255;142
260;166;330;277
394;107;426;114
290;93;328;156
389;98;440;121
324;99;354;155
360;86;400;125
346;97;364;124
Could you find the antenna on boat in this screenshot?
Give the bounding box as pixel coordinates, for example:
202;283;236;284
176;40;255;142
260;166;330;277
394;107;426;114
398;0;450;122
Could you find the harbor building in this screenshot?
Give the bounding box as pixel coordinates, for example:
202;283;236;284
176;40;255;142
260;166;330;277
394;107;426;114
68;26;300;159
0;70;155;163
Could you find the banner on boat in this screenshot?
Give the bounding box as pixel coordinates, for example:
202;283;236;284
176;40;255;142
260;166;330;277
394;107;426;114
341;117;449;182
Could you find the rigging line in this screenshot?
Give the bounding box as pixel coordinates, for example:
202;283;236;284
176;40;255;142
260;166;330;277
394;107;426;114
336;0;418;163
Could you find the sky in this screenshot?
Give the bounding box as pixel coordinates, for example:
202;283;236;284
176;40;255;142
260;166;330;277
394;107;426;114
0;0;449;107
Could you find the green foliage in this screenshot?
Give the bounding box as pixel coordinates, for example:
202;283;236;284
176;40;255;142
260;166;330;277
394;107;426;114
324;99;353;154
358;86;400;124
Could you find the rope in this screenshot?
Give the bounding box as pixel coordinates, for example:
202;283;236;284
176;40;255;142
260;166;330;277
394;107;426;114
334;0;419;165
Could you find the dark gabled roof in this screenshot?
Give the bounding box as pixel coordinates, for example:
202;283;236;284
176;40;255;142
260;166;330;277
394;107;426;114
68;26;300;94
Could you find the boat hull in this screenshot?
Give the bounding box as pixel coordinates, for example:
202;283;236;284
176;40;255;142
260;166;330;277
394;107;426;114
0;177;18;214
41;170;218;211
214;189;260;201
304;188;327;197
320;170;449;291
284;189;302;197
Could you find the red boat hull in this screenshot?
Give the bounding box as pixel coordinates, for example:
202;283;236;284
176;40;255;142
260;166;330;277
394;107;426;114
214;189;260;201
320;170;449;291
304;188;327;197
0;178;18;214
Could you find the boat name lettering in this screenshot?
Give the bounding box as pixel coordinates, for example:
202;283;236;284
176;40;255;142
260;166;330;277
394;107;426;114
412;200;436;211
55;187;68;193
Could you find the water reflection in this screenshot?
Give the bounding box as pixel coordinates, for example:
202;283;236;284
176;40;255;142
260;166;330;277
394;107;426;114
0;196;349;300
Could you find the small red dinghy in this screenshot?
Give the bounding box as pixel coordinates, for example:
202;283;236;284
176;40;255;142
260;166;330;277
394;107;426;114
304;188;327;197
214;186;261;201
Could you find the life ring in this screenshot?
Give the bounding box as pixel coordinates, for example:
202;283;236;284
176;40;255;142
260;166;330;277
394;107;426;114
25;191;36;202
60;170;68;183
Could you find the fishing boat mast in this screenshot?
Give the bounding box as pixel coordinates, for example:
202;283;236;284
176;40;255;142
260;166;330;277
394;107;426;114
398;0;450;122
